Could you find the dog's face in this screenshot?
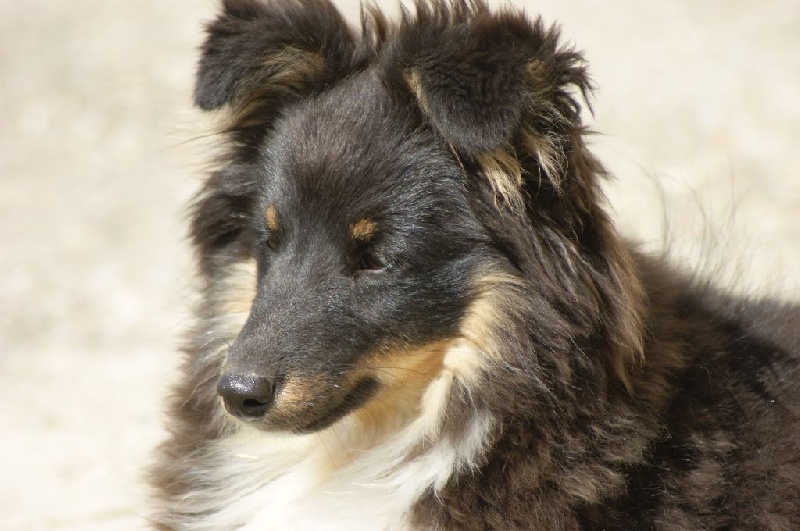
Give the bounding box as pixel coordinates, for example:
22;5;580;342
221;73;488;432
192;0;643;433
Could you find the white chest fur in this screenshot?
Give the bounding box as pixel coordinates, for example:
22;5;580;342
190;410;493;531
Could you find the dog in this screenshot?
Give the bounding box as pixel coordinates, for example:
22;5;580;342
149;1;800;529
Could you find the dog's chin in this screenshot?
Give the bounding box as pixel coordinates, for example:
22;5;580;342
293;377;380;434
242;377;381;434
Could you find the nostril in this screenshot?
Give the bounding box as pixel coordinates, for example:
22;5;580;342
217;373;275;420
240;398;270;417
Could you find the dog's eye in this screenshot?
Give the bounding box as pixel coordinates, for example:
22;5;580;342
357;251;385;273
263;234;280;251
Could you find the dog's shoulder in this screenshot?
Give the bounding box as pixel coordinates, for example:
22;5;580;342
722;295;800;355
597;278;800;530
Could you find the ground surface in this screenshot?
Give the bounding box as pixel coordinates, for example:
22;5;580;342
1;1;798;529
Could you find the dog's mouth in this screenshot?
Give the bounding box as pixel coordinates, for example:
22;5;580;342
293;377;380;434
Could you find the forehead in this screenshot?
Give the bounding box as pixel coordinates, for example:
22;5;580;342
258;71;461;218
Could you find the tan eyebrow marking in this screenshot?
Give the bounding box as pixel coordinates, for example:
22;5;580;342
265;205;279;232
350;219;377;242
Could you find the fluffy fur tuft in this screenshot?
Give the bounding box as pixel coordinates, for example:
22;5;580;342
150;1;800;529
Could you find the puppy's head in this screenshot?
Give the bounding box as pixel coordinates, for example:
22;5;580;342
192;0;643;433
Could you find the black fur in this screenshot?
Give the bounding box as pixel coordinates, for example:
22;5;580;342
150;1;800;529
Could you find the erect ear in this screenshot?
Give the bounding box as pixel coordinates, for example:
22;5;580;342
195;0;355;122
386;1;591;208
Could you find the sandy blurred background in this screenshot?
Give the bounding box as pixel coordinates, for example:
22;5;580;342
1;0;797;529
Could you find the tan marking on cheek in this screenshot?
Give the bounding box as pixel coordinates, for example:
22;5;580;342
265;205;279;232
344;275;524;435
352;341;451;432
459;273;575;387
274;375;327;415
350;218;377;242
458;273;524;358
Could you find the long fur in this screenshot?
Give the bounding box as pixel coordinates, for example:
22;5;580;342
150;1;800;529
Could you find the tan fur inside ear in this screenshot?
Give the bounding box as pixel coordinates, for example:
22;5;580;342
259;47;325;90
517;59;578;193
519;124;565;193
222;47;325;130
473;149;526;214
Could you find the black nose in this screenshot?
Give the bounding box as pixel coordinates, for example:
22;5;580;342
217;373;275;420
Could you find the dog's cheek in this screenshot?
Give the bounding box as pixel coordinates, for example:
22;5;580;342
352;341;451;431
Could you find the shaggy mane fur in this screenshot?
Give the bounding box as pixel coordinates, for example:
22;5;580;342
150;1;800;529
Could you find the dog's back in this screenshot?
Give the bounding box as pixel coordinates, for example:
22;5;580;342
568;260;800;529
150;1;800;529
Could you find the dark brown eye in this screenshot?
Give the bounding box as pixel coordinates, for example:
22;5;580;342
357;251;385;272
265;234;279;251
